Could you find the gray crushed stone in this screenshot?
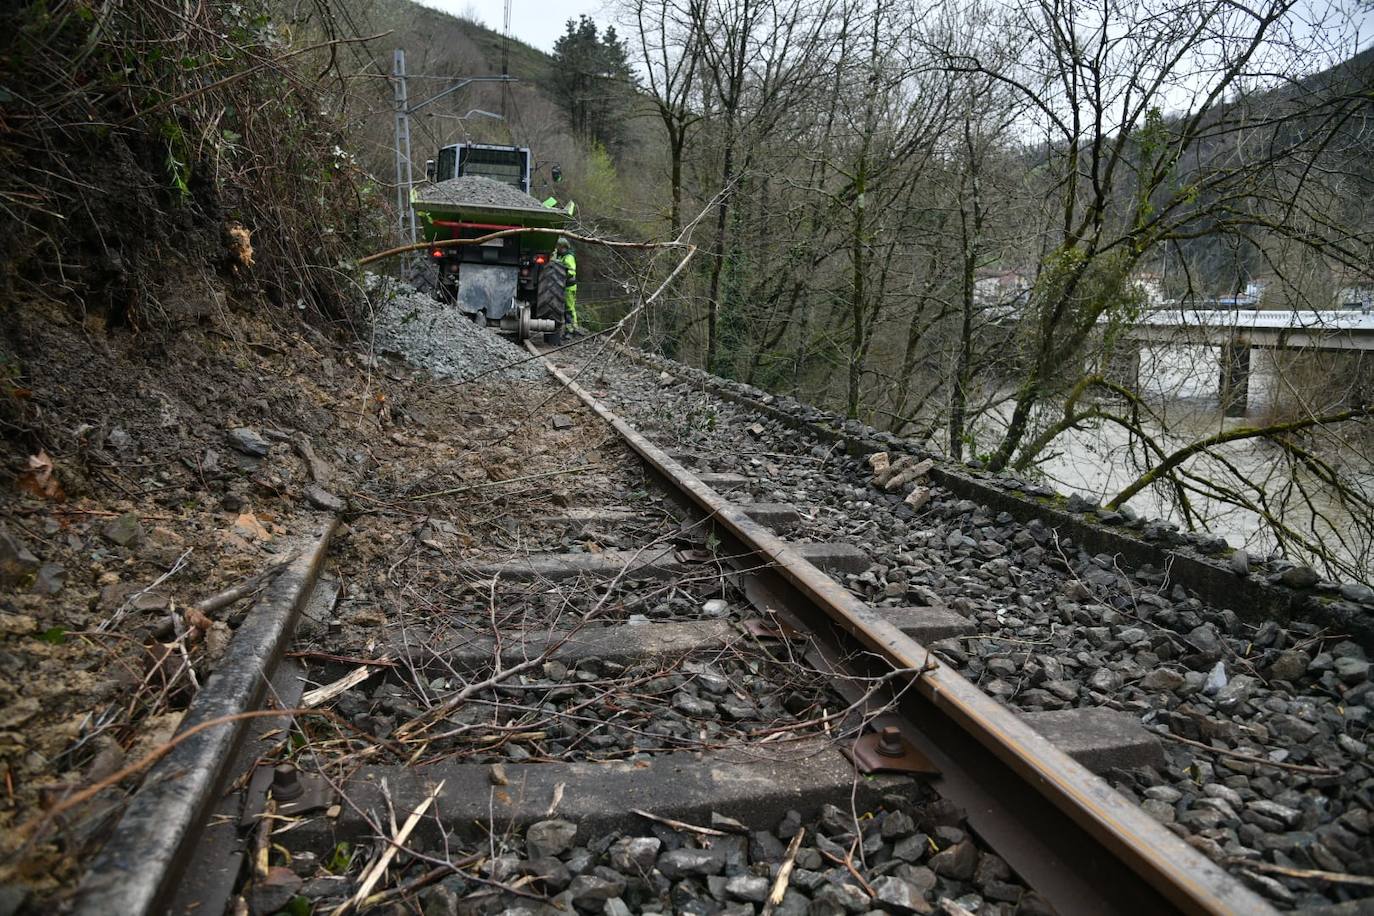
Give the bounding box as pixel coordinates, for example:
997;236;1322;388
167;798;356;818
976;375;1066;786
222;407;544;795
366;275;541;383
570;347;1374;910
413;175;547;211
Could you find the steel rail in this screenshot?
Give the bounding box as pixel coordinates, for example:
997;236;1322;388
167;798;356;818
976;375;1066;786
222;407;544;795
71;520;338;916
531;343;1273;916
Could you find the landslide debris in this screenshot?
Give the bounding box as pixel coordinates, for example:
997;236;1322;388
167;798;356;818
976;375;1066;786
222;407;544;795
0;291;559;905
369;277;541;382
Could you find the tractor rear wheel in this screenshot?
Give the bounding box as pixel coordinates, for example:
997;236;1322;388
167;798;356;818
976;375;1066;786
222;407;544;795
536;261;567;341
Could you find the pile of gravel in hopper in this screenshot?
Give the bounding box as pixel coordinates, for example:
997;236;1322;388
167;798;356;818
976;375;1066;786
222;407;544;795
366;275;542;383
413;175;547;211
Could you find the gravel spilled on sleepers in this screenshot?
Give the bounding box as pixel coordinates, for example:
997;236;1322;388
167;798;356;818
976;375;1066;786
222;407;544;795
559;345;1374;911
365;274;541;382
278;797;1040;916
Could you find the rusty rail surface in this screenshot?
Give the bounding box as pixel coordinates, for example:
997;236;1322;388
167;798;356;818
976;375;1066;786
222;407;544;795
530;341;1272;916
71;521;338;916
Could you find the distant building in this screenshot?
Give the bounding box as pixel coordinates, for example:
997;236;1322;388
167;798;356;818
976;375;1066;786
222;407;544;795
973;269;1032;307
1245;273;1275;302
1131;271;1166;307
1335;277;1374;311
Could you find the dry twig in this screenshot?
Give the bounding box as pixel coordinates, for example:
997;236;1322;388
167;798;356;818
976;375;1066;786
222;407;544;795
1158;731;1341;776
630;809;731;837
762;828;805;915
335;780;446;915
1229;859;1374;887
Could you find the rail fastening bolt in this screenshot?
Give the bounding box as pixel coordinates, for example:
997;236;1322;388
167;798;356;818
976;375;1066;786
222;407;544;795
272;763;304;801
877;726;905;758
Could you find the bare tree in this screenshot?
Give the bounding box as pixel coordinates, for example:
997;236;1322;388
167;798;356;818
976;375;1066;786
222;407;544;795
619;0;1373;576
942;0;1370;473
630;0;707;238
690;0;838;370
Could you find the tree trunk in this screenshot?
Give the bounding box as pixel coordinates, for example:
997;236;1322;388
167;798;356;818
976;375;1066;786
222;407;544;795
705;138;734;372
669;130;684;238
948;276;973;460
949;121;985;460
988;380;1037;471
847;155;867;418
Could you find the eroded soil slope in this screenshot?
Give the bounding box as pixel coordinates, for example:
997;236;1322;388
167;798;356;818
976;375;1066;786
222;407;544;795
0;295;588;899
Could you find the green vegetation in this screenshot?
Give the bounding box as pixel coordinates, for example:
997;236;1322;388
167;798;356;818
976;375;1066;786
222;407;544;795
0;1;384;322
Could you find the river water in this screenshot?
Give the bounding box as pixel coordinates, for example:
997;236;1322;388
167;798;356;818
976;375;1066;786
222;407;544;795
991;343;1373;580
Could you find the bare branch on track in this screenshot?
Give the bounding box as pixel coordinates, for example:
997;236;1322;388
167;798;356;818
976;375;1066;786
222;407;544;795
1157;731;1342;776
11;707;329;844
98;548;193;632
334;780;445;915
406;463;601;500
192;553;298;617
762;828;806;915
631;809;733;837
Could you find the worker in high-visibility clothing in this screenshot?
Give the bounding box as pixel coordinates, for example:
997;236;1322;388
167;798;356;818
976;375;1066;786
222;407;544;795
555;237;579;332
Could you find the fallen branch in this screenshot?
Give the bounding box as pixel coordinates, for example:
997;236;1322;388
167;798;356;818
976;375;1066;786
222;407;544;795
99;548;193;632
14;707;326;841
252;798;276;880
395;536;685;742
358;855;483;909
819;840;876;899
630;809;731;837
335;780;445;915
357;227;690;268
762;828;805;915
394;654;550;741
408;464;599;501
194;552;298;616
1229;858;1374;887
286;651;399;668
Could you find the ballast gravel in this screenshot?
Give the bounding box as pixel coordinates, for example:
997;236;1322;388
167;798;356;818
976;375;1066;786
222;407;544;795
366;275;540;383
565;345;1374;911
413;174;548;211
290;801;1041;915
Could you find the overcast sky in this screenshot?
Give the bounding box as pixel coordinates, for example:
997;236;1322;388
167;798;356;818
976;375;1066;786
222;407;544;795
412;0;615;53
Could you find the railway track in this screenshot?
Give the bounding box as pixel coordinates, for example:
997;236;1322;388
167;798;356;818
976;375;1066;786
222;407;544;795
69;339;1291;915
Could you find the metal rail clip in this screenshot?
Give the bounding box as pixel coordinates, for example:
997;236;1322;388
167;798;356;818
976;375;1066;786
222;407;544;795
270;763;334;816
844;726;939;776
742;618;801;640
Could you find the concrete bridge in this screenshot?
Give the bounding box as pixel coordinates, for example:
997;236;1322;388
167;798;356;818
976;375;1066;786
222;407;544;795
1123;308;1374;351
1115;309;1374;416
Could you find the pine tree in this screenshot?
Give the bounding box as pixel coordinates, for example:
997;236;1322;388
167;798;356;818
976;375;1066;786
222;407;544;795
551;15;634;150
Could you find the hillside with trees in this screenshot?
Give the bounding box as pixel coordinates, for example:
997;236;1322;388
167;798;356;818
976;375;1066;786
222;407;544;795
225;0;1374;577
1;0;1368;576
607;0;1374;578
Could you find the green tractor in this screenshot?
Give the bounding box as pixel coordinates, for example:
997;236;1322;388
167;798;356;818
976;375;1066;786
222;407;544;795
414;143;573;340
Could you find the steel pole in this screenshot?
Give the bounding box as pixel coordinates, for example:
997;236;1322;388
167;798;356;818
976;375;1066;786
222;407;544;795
393;50;409;238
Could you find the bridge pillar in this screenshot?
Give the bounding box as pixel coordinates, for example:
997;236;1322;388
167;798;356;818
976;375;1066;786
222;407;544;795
1219;338;1250;417
1104;344;1140;391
